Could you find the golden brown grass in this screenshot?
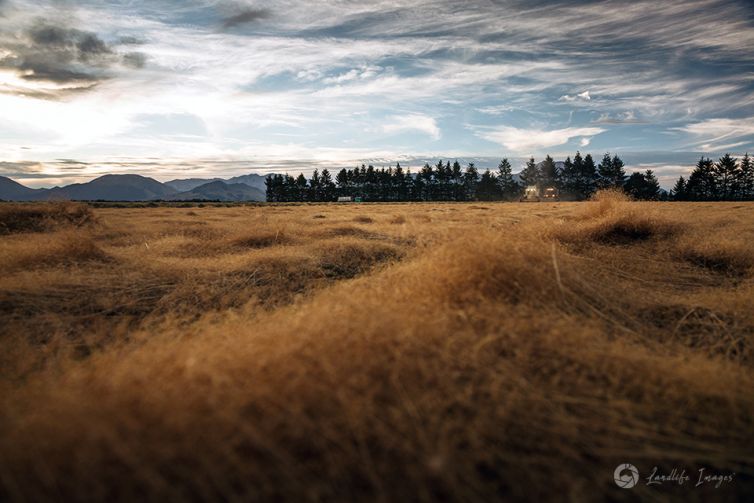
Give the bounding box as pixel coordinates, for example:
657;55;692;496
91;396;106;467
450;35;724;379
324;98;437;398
1;198;753;501
0;202;95;235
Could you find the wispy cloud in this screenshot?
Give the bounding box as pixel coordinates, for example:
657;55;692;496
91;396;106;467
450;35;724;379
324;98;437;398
677;117;754;151
478;126;605;153
559;90;591;103
381;114;441;140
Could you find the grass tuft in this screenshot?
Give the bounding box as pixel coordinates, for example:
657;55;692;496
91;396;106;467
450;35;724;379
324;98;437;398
0;202;95;235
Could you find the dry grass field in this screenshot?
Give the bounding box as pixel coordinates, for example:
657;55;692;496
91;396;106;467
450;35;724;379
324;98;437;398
1;195;753;501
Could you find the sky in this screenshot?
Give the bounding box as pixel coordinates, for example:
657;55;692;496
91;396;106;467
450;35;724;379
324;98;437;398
1;0;753;188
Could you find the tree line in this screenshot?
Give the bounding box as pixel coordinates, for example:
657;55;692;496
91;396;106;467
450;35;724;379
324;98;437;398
671;153;753;201
265;151;752;202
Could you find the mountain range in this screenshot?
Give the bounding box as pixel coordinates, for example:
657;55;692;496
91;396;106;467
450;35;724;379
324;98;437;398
164;173;268;193
0;174;268;202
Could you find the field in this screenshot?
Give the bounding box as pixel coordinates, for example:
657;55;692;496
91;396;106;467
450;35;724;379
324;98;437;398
1;196;753;501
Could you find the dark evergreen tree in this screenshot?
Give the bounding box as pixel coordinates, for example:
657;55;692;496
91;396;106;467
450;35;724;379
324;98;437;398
295;173;309;202
265;174;280;202
477;170;498;201
364;165;376;200
624;172;644;200
411;168;425;201
283;174;297;201
686;157;716;200
578;153;598;199
611;155;626;188
561;156;577;197
624;170;659;200
644;169;660;200
320;169;336;201
671;176;688;201
451;160;464;200
463;163;479;200
597;152;626;189
335;168;349;197
714;153;738;200
519;157;539;186
309;169;321;201
392;163;406;201
497;158;520;200
404;168;416;200
738;153;753;200
420;163;434;201
540;155;559;188
597;153;613;189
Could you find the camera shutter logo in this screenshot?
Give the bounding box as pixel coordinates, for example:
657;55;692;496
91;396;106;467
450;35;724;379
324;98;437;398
614;464;639;489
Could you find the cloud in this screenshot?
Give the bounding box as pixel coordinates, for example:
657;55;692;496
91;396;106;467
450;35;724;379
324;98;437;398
479;126;605;152
476;105;513;116
122;52;147;69
559;90;591;103
117;36;146;46
322;65;382;84
0;17;147;97
381;114;441;140
593;110;642;124
677;117;754;151
221;8;270;29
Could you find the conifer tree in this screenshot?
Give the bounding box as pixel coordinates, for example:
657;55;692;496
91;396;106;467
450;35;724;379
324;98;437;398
477;170;498;201
265;174;278;202
597;153;613;189
403;168;415;200
335;168;349;197
671;176;688;201
519;157;539;186
624;170;659;200
561;156;577;197
611;155;626;188
497;158;520;200
714;153;738;200
463;163;479;200
451;160;464;200
644;169;660;200
392;163;406;201
309;169;321;201
579;153;598;199
738;153;753;200
320;169;335;201
540;155;559;187
420;163;434;201
686;157;717;200
295;173;308;202
596;153;626;190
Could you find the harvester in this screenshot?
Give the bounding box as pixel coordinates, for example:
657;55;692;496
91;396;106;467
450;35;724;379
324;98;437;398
520;185;560;202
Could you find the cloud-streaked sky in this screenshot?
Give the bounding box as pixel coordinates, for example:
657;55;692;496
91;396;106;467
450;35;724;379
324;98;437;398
1;0;753;188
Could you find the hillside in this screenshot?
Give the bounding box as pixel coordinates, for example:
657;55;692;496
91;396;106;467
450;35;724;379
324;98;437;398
0;176;43;201
166;173;269;193
164;177;224;192
225;173;268;191
1;174;270;202
37;174;177;201
172;180;266;201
